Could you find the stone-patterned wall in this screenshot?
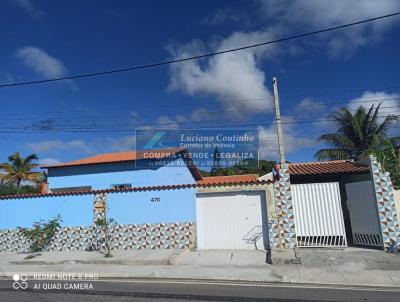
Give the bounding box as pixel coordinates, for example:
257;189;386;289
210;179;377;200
369;155;400;250
0;222;195;253
268;219;280;248
273;163;297;249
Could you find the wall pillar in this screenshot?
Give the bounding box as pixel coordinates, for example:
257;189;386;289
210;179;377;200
369;155;400;250
92;193;107;249
272;163;297;249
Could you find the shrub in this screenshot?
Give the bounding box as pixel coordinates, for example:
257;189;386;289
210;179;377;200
0;183;39;196
18;215;62;252
94;217;117;258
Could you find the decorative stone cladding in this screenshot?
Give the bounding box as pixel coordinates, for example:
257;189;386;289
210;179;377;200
273;163;297;249
93;193;107;222
93;192;107;249
0;222;195;252
369;155;400;250
268;219;280;248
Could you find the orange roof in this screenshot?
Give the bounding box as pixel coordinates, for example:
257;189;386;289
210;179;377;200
0;183;197;200
197;174;265;186
41;148;186;168
278;160;369;176
41;148;203;180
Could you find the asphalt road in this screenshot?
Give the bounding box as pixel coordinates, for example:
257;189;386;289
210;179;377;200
0;279;399;302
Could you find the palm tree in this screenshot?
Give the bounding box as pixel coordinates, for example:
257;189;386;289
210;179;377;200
315;104;399;161
369;137;400;189
0;152;39;187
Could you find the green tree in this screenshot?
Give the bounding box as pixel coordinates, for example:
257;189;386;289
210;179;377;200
210;147;221;176
315;104;399;161
0;152;39;187
370;138;400;189
0;183;39;196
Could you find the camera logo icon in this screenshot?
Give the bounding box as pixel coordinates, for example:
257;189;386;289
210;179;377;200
12;274;28;290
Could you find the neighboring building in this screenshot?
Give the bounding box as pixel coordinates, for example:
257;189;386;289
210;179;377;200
44;148;201;192
274;158;400;251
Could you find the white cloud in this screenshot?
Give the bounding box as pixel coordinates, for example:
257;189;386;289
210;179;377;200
347;91;400;123
293;98;326;117
27;136;139;156
307;91;400;140
16;47;66;78
105;136;136;151
259;0;400;58
167;28;281;115
27;140;90;153
11;0;44;18
258;117;315;160
15;46;75;89
257;90;400;160
154;116;180;130
201;7;250;27
38;158;62;166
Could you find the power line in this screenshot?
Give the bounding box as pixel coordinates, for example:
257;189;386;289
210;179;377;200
0;119;399;134
1;12;400;88
2;85;400;118
1;104;398;130
1;96;399;122
0;106;399;131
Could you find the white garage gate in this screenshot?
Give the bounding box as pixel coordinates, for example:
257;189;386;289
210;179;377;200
196;191;269;250
292;182;347;248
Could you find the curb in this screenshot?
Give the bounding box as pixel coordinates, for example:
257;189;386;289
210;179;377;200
1;273;400;290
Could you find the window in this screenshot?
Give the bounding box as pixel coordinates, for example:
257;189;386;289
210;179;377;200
50;186;92;193
111;183;132;190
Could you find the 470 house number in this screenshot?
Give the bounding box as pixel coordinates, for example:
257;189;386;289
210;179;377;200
151;197;160;202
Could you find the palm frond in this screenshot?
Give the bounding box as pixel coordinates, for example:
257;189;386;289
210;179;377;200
318;133;355;149
314;149;353;161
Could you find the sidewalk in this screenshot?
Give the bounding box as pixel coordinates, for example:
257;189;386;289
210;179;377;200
1;248;399;287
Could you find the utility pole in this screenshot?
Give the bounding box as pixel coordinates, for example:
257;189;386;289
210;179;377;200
273;77;286;164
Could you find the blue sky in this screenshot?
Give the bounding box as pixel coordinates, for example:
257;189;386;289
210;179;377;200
0;0;399;168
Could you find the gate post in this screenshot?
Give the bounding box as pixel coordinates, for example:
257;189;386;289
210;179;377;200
272;163;297;249
92;193;107;249
368;155;400;250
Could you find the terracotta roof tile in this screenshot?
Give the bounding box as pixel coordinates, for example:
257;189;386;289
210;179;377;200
0;175;269;200
197;174;266;186
279;160;370;176
41;148;186;168
0;183;197;200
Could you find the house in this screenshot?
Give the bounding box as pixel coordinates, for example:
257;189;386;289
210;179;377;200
0;148;201;228
0;148;204;251
273;158;400;251
43;148;201;192
0;148;271;252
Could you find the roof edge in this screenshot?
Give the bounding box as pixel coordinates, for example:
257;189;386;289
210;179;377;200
0;180;270;200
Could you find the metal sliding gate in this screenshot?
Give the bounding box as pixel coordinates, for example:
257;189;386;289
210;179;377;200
345;181;383;248
292;183;347;248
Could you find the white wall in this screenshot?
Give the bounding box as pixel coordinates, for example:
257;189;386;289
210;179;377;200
394;189;400;221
